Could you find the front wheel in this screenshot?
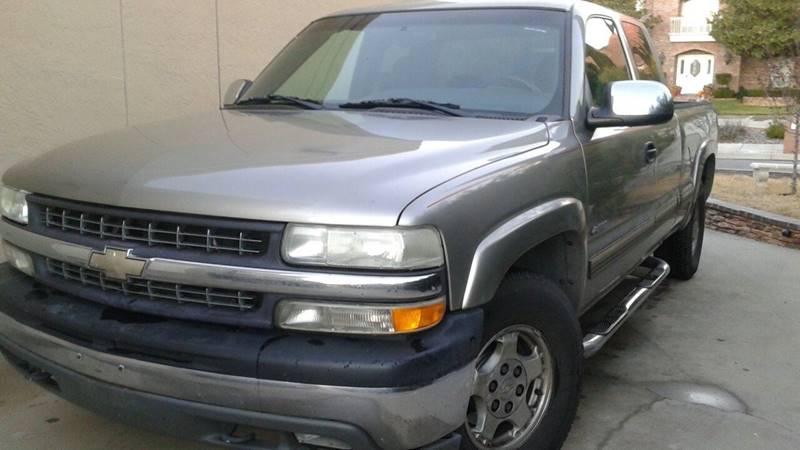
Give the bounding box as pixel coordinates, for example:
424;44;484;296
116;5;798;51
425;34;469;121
459;274;581;450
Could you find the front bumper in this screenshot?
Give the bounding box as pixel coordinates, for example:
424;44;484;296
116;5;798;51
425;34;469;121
0;328;467;450
0;269;482;450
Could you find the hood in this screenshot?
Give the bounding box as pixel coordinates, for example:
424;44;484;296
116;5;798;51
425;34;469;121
4;110;549;226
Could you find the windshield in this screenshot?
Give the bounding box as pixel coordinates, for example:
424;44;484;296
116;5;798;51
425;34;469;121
244;9;567;118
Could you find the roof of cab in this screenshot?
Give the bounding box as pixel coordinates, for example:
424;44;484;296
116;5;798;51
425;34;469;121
325;0;581;18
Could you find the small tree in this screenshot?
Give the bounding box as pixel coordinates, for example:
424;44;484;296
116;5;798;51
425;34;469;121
778;66;800;195
710;0;800;60
592;0;662;29
711;0;800;195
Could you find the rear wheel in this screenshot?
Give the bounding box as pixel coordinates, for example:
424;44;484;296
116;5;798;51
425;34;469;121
656;195;706;280
459;274;581;450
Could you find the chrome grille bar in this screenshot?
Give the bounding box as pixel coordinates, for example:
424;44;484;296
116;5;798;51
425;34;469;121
42;206;264;255
46;258;257;311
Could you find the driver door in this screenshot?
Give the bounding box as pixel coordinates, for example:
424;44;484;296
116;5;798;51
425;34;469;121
580;17;659;302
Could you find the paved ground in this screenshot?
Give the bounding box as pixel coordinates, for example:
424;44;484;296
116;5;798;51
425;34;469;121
564;230;800;450
1;230;799;449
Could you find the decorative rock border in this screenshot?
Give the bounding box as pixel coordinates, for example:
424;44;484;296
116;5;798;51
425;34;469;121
742;97;796;108
706;198;800;250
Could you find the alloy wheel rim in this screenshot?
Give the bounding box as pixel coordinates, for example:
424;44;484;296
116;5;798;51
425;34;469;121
466;325;554;449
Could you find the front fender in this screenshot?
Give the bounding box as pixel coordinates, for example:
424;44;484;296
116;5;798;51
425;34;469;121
397;120;588;312
462;198;588;310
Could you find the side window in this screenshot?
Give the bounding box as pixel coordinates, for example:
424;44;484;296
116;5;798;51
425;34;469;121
622;21;662;82
584;17;630;106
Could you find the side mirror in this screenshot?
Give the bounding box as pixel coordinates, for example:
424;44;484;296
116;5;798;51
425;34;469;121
587;80;674;129
223;79;253;107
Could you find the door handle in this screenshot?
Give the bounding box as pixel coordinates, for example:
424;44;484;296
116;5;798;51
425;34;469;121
644;142;658;164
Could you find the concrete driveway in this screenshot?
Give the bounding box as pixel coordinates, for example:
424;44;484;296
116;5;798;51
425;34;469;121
1;230;799;449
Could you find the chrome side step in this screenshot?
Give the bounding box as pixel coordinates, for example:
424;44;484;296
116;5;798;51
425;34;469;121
582;256;670;358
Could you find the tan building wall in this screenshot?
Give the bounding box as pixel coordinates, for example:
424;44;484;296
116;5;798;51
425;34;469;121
0;0;379;177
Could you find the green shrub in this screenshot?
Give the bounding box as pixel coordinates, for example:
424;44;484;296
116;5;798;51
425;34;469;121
742;88;800;98
715;73;733;86
766;122;785;140
736;87;748;100
713;87;736;98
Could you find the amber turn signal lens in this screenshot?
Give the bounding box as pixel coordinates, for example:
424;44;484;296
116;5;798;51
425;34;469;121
277;298;447;335
392;301;446;333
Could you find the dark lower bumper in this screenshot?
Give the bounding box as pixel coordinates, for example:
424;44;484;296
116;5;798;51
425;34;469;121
0;320;468;450
1;338;380;449
0;267;482;388
0;267;480;449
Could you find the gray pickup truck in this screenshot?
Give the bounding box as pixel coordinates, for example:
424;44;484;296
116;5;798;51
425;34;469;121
0;1;716;449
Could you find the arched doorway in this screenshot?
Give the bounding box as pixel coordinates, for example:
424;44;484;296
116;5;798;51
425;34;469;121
676;52;714;95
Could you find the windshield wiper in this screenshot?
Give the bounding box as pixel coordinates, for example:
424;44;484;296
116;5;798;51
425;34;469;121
235;95;323;110
339;98;464;117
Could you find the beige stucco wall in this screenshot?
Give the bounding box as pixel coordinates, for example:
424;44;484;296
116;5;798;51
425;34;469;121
0;0;380;177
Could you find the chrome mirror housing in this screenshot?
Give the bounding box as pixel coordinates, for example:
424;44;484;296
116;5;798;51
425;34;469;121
587;80;674;128
223;79;253;107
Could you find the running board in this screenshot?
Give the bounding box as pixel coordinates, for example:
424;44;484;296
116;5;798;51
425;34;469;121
582;257;670;358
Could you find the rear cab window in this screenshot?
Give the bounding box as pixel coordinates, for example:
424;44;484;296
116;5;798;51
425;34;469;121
621;20;664;83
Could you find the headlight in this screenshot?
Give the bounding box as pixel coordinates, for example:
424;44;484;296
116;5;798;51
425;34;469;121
0;185;29;225
282;224;444;270
276;298;446;334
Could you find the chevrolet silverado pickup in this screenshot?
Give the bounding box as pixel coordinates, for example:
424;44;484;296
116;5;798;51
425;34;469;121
0;1;717;449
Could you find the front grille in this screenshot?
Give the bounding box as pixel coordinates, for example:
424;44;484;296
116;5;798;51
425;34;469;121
41;206;265;255
46;259;258;311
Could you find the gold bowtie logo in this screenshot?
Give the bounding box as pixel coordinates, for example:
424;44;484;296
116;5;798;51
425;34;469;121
88;247;146;281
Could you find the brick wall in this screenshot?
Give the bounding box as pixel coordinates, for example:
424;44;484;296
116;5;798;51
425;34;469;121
740;57;800;90
706;199;800;250
644;0;742;91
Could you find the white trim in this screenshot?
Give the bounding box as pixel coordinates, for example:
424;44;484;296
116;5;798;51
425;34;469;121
669;17;715;42
669;33;715;43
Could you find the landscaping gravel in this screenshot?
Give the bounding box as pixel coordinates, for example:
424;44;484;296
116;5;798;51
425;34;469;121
720;126;783;144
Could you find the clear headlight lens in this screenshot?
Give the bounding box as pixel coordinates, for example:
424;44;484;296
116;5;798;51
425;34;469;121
0;185;29;225
282;224;444;270
276;298;446;334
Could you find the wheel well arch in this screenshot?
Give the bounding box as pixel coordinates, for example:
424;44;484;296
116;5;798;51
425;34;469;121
508;230;585;310
701;153;716;198
458;198;589;311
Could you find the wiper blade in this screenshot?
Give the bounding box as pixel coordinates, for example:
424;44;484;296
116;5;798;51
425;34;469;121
235;94;323;110
339;98;464;117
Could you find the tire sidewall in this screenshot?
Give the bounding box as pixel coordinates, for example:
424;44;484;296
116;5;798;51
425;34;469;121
690;197;706;270
460;274;582;450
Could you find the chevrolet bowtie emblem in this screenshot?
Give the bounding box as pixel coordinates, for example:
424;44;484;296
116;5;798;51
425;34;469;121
88;247;147;281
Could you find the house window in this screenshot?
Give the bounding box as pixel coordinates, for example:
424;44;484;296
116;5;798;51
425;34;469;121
690;60;701;77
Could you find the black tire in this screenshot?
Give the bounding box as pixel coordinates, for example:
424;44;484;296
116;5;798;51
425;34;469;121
458;273;581;450
656;195;706;280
